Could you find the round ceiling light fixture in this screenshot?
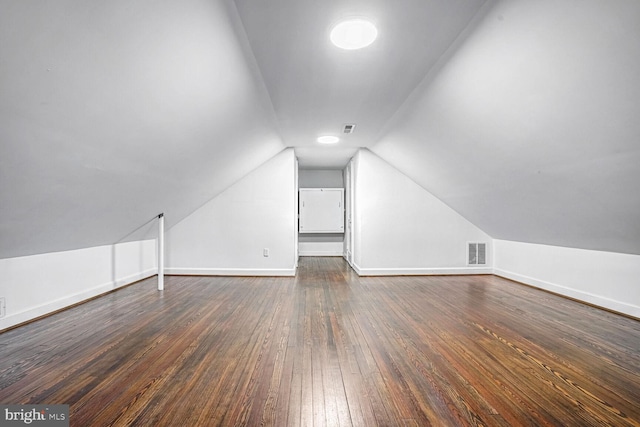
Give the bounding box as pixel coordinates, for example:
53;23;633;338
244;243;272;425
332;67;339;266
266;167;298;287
330;18;378;50
317;135;340;144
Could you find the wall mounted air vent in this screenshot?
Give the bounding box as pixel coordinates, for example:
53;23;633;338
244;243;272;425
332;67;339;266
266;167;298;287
343;124;356;134
468;242;487;265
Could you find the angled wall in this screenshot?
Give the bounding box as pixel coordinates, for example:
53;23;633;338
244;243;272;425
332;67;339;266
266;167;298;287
367;0;640;315
0;0;284;259
373;0;640;256
351;149;492;275
165;149;297;275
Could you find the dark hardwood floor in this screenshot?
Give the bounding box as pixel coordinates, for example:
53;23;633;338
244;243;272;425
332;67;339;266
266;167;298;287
1;257;639;426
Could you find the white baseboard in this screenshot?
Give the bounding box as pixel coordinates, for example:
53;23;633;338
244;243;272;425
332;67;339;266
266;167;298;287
494;268;640;318
165;267;296;277
0;268;157;332
352;263;493;276
298;242;343;257
299;250;343;256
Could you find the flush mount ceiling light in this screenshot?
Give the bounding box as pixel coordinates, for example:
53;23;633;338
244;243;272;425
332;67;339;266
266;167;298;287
317;135;340;144
330;19;378;50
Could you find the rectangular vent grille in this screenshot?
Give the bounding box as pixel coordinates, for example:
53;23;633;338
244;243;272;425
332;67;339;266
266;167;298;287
468;242;487;265
343;124;356;134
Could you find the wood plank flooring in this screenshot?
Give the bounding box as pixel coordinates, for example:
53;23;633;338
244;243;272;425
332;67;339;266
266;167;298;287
1;257;639;426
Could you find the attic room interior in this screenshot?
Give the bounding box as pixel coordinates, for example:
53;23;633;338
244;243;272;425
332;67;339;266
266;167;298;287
1;0;639;425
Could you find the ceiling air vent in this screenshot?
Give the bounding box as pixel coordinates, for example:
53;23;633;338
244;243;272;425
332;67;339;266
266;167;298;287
468;242;487;266
343;124;356;134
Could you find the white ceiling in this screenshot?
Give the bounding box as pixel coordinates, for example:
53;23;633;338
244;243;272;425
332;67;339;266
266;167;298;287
0;0;284;258
233;0;487;168
373;0;640;254
1;0;639;258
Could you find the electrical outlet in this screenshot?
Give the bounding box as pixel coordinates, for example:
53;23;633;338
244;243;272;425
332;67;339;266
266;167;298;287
263;248;269;257
0;297;5;318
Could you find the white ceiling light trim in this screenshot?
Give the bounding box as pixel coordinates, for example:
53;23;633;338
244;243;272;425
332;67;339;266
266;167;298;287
330;19;378;50
317;136;340;144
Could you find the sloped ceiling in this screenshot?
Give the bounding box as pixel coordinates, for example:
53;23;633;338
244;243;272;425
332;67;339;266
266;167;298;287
233;0;488;168
0;0;284;258
2;0;639;259
373;0;640;255
235;0;640;255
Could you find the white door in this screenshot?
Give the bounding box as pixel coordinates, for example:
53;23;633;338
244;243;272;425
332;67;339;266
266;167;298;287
344;166;352;264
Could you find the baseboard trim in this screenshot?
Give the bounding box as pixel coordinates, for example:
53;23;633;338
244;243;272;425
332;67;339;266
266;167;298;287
352;264;493;276
299;250;344;257
0;268;157;332
342;254;356;270
494;268;640;319
165;267;296;277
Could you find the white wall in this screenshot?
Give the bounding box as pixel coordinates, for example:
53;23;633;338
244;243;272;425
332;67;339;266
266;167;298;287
494;239;640;318
352;149;492;275
298;238;344;257
0;0;285;260
165;148;297;275
0;239;157;331
373;0;640;256
298;169;344;188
